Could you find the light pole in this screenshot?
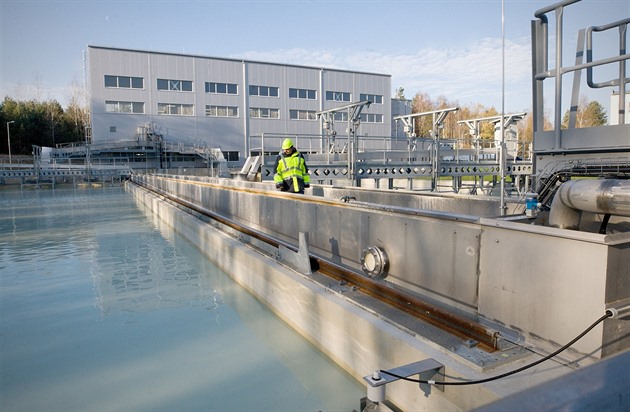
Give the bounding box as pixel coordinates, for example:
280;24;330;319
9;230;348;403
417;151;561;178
6;120;14;168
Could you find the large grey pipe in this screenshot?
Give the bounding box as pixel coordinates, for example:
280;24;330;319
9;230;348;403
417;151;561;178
549;179;630;230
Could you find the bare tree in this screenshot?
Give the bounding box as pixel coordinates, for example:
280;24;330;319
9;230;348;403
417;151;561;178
64;77;88;137
33;72;44;102
411;92;434;137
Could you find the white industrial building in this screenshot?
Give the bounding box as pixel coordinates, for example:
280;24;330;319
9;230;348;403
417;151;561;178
87;45;392;164
610;91;630;125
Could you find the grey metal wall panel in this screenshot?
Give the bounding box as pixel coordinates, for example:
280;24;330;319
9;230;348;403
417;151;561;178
149;53;196;81
285;66;321;89
88;46;392;159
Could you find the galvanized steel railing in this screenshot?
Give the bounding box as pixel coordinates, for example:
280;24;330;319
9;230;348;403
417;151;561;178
532;0;629;146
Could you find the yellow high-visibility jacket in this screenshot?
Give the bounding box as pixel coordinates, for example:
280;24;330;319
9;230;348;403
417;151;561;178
273;150;310;193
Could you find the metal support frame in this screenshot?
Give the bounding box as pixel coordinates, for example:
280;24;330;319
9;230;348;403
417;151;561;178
458;113;529;197
568;28;586;129
394;107;460;141
317;100;372;186
277;231;312;275
363;359;445;403
457;113;527;150
394;107;459;191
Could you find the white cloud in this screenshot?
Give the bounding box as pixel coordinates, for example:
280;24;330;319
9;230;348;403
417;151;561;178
237;36;532;111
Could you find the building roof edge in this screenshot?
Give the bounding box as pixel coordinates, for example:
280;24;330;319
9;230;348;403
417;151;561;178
86;45;392;78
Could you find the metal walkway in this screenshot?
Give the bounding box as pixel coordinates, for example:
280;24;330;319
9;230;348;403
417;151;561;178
0;164;132;185
247;105;533;194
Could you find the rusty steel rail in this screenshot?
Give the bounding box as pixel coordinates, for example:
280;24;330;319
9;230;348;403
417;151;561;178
315;260;498;351
129;178;499;351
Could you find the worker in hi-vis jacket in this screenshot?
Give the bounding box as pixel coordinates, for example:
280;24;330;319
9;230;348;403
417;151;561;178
273;138;310;194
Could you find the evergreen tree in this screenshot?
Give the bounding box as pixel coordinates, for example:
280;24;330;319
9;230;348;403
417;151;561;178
1;96;85;155
582;101;607;126
394;87;406;100
562;96;608;128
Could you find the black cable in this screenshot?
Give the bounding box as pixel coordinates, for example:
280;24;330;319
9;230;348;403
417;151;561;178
379;311;613;386
598;213;611;234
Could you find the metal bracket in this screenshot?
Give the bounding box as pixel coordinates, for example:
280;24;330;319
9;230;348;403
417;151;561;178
363;359;445;402
278;231;312;275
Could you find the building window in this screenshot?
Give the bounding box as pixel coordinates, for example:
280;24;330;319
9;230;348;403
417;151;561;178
289;109;317;120
250;107;279;119
206;105;238;117
249;85;279;97
104;75;144;89
289;88;316;100
105;101;145;114
360;113;384;123
333;112;349;122
158;103;194;116
360;93;383;104
205;82;238;94
222;151;240;162
157;79;193;92
326;91;351;102
110;126;116;133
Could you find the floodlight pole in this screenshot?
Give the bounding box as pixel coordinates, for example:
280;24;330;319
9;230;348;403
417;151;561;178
500;0;507;215
6;120;15;168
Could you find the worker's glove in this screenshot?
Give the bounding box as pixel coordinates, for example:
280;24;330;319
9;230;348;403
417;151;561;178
276;183;283;190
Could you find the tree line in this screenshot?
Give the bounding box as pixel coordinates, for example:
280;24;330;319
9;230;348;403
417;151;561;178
1;97;88;156
395;87;607;147
0;88;607;157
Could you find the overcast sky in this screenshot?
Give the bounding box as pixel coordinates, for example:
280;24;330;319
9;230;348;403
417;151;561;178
1;0;628;114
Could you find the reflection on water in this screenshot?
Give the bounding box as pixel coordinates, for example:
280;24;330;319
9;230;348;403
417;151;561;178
0;187;364;411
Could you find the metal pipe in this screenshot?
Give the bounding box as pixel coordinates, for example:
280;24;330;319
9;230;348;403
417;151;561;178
534;54;630;80
620;23;627;125
531;18;545;136
533;0;580;19
549;179;630;229
554;4;564;149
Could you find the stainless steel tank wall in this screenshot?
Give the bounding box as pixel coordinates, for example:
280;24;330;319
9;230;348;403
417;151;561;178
137;174;484;313
478;218;630;360
134;174;630;362
127;179;544;411
311;185;514;216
